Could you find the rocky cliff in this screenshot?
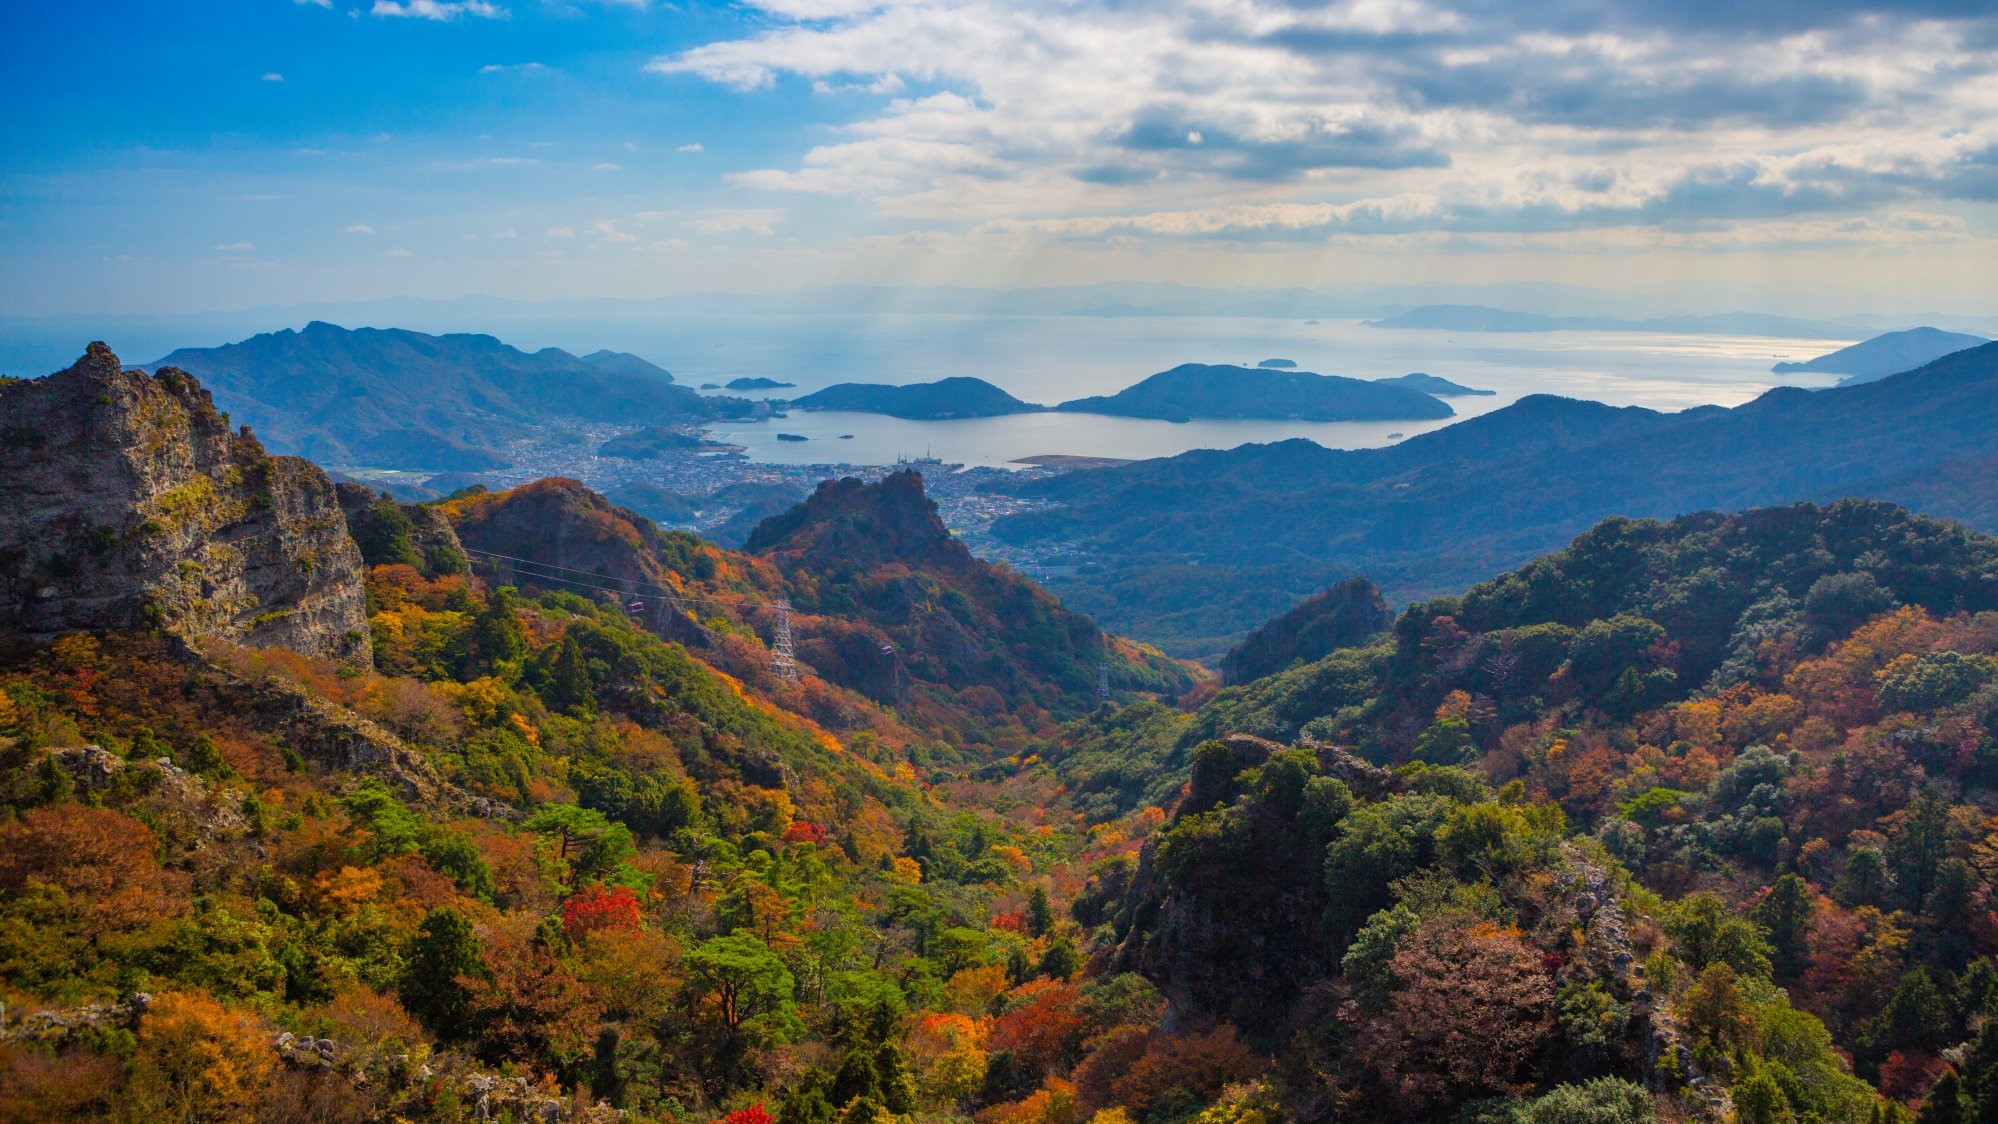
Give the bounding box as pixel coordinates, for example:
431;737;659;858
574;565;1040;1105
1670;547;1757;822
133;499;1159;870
0;344;370;660
748;471;1198;710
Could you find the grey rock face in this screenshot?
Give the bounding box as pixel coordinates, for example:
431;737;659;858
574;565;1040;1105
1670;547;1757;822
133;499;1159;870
0;343;370;661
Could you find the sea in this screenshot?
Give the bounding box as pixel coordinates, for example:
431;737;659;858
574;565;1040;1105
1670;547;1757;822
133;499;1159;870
7;311;1854;470
547;313;1852;468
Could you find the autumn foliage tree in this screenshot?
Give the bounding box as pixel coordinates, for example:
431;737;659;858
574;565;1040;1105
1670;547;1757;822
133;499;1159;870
1360;915;1555;1110
126;992;275;1124
562;883;643;944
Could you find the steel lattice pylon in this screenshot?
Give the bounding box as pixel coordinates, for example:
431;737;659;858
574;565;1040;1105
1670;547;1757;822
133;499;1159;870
771;599;800;683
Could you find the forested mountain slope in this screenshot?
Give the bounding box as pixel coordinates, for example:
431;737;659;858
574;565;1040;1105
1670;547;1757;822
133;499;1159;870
0;352;1187;1122
1025;499;1998;1123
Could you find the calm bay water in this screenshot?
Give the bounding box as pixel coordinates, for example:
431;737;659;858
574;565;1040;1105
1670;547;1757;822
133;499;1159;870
554;314;1849;468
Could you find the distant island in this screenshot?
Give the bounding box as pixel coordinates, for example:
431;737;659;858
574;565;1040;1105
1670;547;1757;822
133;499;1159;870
1367;304;1867;339
1773;326;1989;385
1052;363;1453;423
725;376;796;390
791;376;1045;419
1257;358;1297;368
597;426;712;459
1374;372;1495;397
775;433;810;442
576;348;676;383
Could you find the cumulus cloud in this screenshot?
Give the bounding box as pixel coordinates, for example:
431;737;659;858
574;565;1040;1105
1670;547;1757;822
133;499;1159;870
346;224;375;233
676;143;705;153
261;72;285;82
213;242;256;252
480;61;547;74
651;0;1998;242
372;0;503;20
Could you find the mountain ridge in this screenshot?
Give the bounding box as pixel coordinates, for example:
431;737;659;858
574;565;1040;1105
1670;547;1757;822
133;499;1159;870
1770;325;1989;384
147;322;749;471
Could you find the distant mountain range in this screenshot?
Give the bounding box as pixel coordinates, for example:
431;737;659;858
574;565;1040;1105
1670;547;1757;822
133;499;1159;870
988;341;1998;658
1772;326;1989;384
1366;304;1871;339
145;322;751;471
21;282;1997;377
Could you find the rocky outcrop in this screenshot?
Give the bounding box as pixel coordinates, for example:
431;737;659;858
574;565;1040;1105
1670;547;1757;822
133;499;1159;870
744;469;966;570
0;344;370;661
440;477;716;647
335;481;469;577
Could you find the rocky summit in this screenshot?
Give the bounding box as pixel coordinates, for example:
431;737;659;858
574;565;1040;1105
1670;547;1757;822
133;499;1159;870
0;343;370;660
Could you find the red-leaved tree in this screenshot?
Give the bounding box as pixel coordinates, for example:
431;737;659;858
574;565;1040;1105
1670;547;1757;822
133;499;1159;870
561;884;642;944
717;1102;775;1124
783;821;830;846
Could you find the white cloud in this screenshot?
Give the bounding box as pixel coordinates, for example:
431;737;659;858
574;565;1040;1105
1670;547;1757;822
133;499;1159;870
480;61;547;74
495;227;518;239
676;143;705;153
346;224;375;233
546;226;576;238
624;141;639;153
293;0;333;8
648;0;1998;246
693;208;786;235
261;72;285;83
372;0;503;20
384;247;413;257
593;162;624;171
213;242;255;252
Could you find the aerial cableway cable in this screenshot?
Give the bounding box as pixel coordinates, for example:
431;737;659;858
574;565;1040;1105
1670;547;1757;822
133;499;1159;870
456;545;818;682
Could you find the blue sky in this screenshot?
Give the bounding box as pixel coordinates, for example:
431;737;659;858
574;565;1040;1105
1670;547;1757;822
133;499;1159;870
4;0;1997;316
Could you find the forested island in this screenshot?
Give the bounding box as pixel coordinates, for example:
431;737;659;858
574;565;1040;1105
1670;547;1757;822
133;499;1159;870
1052;363;1454;423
